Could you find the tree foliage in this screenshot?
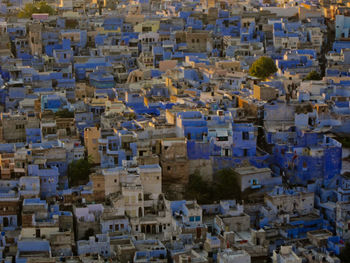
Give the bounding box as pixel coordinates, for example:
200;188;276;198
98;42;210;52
339;243;350;263
55;109;74;118
185;171;213;204
213;168;242;200
68;157;93;187
18;1;55;18
249;56;277;80
304;70;322;81
185;168;241;204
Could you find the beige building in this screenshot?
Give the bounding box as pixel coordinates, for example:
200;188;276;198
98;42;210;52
121;179;144;218
0;112;40;143
21;225;60;239
175;29;212;52
91;173;105;202
234;166;279;192
214;202;250;232
134;20;160;33
139;164;162;196
0;152;15;179
265;187;314;215
272;246;302;263
253;85;279;101
28;23;43;56
101;162;162;198
160;138;189;194
84;126;101;164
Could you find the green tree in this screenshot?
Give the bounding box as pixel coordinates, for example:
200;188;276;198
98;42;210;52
184;168;241;204
18;3;36;18
213;168;241;201
55;109;74;118
249;56;277;80
37;1;55;14
18;1;55;18
68;157;93;186
304;70;322;81
185;171;213;204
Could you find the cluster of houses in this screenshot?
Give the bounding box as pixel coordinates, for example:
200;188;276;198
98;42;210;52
0;0;349;262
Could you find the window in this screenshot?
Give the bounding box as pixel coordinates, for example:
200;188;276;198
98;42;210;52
242;132;249;140
224;149;229;157
36;229;41;238
3;217;8;227
167;166;171;171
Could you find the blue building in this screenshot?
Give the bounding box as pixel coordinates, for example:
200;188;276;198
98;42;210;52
16;239;51;263
133;239;167;261
280;214;329;239
89;70;115;90
28;165;59;198
269;128;342;185
170;200;202;225
26;128;41;144
41;94;67;112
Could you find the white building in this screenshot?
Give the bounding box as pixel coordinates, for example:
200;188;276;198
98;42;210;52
272;246;302;263
217;249;251;263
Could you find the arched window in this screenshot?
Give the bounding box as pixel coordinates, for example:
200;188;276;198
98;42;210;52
139;207;143;217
